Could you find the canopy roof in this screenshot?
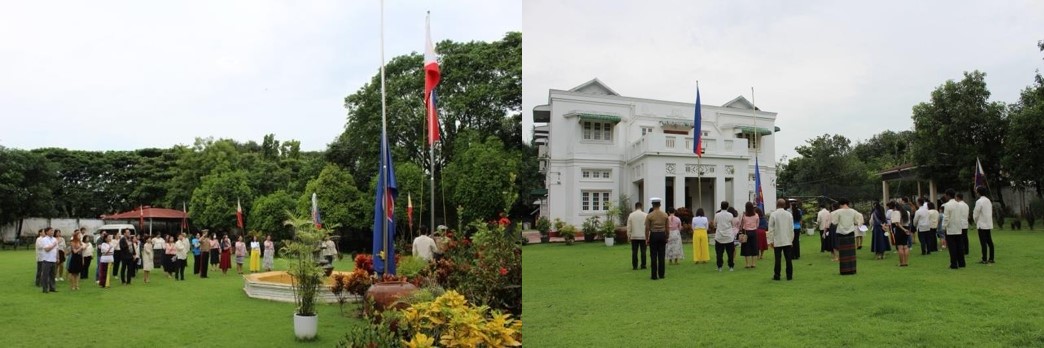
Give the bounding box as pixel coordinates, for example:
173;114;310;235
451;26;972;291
102;206;187;220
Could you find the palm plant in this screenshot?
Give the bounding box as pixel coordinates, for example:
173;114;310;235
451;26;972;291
281;213;330;317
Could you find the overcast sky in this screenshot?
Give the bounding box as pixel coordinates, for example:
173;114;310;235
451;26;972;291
0;0;520;151
522;0;1044;160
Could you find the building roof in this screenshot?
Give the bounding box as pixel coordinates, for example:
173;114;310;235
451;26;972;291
569;78;620;96
102;206;188;220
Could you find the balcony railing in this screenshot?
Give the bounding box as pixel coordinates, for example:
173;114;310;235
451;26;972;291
628;133;748;161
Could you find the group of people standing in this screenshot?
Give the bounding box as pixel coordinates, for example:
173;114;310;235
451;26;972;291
621;185;997;282
35;228;280;293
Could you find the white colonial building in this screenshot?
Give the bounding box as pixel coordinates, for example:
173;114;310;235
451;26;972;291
532;79;779;227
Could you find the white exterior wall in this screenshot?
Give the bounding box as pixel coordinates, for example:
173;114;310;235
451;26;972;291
537;80;779;228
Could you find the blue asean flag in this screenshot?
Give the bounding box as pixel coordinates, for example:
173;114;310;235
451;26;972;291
372;130;398;275
754;157;765;212
693;85;702;156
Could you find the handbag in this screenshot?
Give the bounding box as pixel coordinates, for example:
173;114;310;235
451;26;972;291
737;231;748;243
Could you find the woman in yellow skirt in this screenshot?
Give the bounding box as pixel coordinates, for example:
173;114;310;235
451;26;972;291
248;236;261;272
691;208;711;263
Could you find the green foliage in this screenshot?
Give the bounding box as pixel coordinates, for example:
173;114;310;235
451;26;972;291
0;147;57;226
280;215;331;317
1003;68;1044;195
335;320;400;348
396;256;428;278
299;164;368;232
469;219;502;247
911;71;1008;193
190;169;253;231
535;216;551;236
581;216;600;236
558;224;576;244
429;224;522;316
249;190;297;240
443;134;520;224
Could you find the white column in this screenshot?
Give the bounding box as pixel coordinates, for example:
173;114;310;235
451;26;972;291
673;175;685;210
644;163;666;209
715;165;727;209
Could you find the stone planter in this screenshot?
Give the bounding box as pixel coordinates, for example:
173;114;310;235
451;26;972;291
366;281;419;312
539;236;550;243
615;227;629;242
604;237;615;246
583;233;598;242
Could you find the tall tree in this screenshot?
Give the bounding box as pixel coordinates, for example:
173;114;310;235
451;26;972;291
190;169;253;231
249;190;297;240
0;147;57;235
443;133;520;224
1003;41;1044;198
327;32;522;194
911;71;1008;196
297;164;369;233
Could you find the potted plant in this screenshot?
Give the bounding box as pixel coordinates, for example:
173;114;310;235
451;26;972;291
536;216;551;244
581;216;601;243
558;224;576;245
603;203;620;246
280;215;330;341
551;218;565;238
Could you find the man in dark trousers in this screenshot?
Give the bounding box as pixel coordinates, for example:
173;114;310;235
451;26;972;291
112;230;124;277
119;230;135;284
645;197;669;280
627;202;647;270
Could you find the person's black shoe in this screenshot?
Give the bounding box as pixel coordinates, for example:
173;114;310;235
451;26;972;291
641;266;647;269
988;260;995;264
651;277;658;280
857;246;863;250
772;277;780;281
786;277;793;281
979;260;989;264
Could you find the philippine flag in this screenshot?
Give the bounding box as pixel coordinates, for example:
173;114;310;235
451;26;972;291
424;12;441;146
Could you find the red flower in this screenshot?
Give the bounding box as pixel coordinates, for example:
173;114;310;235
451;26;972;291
499;267;508;276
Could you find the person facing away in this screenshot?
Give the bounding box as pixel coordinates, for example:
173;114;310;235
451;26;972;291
941;189;968;269
644;198;669;281
627;202;648;270
955;193;971;256
972;186;995;264
412;228;438;262
768;199;795;281
712;201;737;272
913;197;933;255
37;227;59;293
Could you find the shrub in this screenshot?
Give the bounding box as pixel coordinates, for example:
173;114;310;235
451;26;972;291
280;215;329;318
581;216;601;236
535;216;551;236
398;291;522;347
397;256;428;278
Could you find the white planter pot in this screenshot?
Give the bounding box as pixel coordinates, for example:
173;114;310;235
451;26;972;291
604;237;614;246
293;313;318;340
806;228;815;236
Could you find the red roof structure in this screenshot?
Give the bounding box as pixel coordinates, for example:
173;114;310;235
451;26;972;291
102;206;188;220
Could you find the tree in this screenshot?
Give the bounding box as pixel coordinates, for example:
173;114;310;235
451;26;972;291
0;147;57;236
249;190;297;240
190;169;253;231
327;32;522;195
911;71;1008;196
777;134;875;200
443;134;520;224
297;164;369;233
1004;42;1044;198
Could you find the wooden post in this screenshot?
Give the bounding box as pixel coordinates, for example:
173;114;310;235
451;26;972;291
882;181;890;203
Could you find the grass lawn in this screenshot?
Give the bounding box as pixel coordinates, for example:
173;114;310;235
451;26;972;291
0;251;366;347
523;229;1044;347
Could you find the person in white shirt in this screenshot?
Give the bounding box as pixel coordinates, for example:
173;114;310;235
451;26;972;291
768;199;795;281
712;201;737;272
926;202;940;253
626;202;648;270
175;233;189;280
942;189;969;269
956;193;971;256
972;186;995;264
412;229;438;262
831;198;863;275
34;229;44;287
37;228;59;293
152;234;166;273
913;198;933;255
98;235;114;288
816;204;835;259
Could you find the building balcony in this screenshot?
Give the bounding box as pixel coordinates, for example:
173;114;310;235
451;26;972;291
627;133;749;162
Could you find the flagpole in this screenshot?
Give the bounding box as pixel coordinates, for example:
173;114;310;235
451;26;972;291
379;0;390;275
428;11;437;239
751;87;758;204
696;81;702;212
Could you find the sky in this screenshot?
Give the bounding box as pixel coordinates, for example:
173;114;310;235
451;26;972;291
522;0;1044;160
0;0;520;151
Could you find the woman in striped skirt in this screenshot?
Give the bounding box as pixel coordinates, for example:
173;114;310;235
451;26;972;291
831;198;863;275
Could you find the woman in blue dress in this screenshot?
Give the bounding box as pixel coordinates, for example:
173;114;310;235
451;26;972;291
869;202;890;260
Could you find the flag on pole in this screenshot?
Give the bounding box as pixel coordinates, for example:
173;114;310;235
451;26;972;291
974;157;987;189
181;202;188;232
372;130;399;275
693;85;703;157
424;12;441;146
139;205;145;232
407;192;414;233
236;199;244;229
754;157;765;212
311;193;322;229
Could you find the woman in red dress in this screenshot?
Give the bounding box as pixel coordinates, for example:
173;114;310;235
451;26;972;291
219;234;232;274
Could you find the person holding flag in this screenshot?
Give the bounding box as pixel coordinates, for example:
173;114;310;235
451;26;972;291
973;185;995;264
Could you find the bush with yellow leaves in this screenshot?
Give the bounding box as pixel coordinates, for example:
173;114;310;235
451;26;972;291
398;290;522;348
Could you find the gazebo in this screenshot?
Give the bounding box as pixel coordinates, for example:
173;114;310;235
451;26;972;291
879;163;937;203
102;206;189;236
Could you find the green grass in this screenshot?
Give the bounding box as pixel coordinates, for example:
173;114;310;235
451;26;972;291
0;252;366;347
523;230;1044;347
